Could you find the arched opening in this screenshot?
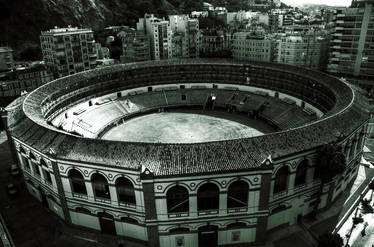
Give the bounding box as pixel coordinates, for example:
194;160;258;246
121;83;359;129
274;166;289;194
20;147;26;154
40;159;48;167
76;207;91;214
98;212;116;235
120;217;138;224
30;153;36;161
169;227;190;233
197;183;219;211
115;177;135;204
227;222;246;229
166;186;189;213
92;173;110;199
227;180;249;208
295;160;308;186
69;169;87;195
198;225;218;247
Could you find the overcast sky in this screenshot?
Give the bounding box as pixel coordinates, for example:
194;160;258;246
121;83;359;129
282;0;352;6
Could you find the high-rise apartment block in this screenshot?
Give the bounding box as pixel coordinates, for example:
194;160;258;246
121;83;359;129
120;30;151;63
40;26;97;78
276;34;327;70
169;15;200;58
232;32;275;62
137;14;173;60
0;47;14;72
327;0;374;88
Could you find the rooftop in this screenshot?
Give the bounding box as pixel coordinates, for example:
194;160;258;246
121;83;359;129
6;59;369;177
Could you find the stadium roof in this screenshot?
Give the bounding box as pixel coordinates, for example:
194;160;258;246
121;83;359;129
6;59;369;177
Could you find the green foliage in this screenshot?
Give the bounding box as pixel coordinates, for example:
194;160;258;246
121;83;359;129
318;233;343;247
316;144;346;183
198;16;227;29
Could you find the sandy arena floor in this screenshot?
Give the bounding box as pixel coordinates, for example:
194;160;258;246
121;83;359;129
101;110;271;143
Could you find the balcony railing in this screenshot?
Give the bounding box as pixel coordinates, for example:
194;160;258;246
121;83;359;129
168;212;189;218
198;209;219;216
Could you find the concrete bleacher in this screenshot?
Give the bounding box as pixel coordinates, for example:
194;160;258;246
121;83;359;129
52;87;318;138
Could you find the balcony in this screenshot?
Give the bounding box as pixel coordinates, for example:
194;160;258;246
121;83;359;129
273;190;288;199
198;209;219;216
72;193;88;200
227;207;248;214
168;212;189;218
119;202;136;209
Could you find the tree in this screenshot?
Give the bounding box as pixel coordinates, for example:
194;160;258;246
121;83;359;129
312;144;346;217
318;233;343;247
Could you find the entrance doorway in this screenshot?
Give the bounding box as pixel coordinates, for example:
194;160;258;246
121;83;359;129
98;212;116;235
198;225;218;247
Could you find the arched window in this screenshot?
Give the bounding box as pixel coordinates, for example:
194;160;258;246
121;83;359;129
197;183;219;211
227;222;246;229
169;227;190;233
69;169;87;195
20;147;25;154
30;153;36;161
92;173;110;199
76;207;91;214
274;166;289;194
116;177;135;204
41;159;48;167
120;217;138;224
227;181;248;208
295;160;308;186
166;186;189;213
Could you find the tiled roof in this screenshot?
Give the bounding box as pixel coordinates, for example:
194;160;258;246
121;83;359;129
7;59;369;177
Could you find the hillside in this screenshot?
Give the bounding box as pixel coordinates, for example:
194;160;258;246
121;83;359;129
0;0;281;58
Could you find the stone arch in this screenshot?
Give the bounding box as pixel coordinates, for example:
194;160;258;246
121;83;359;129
163;182;191;194
195;180;222;191
166;185;189;213
112;174;137;186
272;163;292;177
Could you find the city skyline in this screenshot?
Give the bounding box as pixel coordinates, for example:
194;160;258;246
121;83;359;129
283;0;352;6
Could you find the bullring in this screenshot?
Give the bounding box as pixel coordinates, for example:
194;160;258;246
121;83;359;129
4;59;369;247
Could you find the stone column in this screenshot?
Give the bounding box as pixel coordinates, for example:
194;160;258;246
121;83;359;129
109;184;118;206
288;173;296;192
85;181;95;202
189;194;198;217
219;192;227;216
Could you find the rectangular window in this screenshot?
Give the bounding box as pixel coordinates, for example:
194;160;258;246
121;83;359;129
34;163;41;176
43;170;52;184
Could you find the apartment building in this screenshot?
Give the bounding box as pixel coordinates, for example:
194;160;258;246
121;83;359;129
0;47;14;72
276;33;327;69
40;26;97;78
327;0;374;89
169;15;200;58
137;14;173;60
120;30;151;63
232;32;275;62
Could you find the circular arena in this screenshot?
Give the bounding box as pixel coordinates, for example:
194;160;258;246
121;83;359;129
5;59;369;247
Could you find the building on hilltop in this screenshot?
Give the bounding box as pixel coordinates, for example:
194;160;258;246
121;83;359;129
40;26;97;78
200;29;232;58
0;47;14;72
0;62;53;96
137;14;173;61
169;15;200;58
327;0;374;91
232;32;275;62
276;33;328;70
120;29;151;63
